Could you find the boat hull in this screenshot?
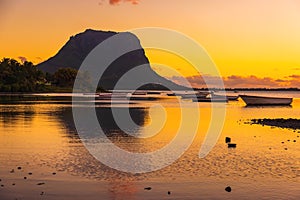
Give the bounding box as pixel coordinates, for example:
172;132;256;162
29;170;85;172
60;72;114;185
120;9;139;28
240;95;293;106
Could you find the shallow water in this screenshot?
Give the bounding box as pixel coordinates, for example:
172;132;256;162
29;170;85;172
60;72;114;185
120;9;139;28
0;92;300;199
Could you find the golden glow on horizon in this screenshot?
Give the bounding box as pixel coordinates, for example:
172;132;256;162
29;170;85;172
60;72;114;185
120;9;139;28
1;0;300;82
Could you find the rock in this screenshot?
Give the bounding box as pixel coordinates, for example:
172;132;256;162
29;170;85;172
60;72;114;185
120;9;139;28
24;177;27;180
28;172;33;175
52;172;56;175
37;182;45;186
17;167;22;170
144;187;152;190
10;169;14;173
228;143;237;148
168;191;171;195
0;179;1;182
284;148;288;150
225;186;231;192
293;140;296;142
12;183;15;186
225;137;231;143
1;184;4;187
281;142;284;144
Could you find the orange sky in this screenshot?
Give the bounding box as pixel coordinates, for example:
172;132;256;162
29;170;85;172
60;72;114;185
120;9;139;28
1;0;300;87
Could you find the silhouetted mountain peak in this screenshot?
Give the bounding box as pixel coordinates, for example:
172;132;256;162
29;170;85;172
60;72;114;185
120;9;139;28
37;29;187;90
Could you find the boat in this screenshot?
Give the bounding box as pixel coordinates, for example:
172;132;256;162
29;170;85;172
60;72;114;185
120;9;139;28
96;93;128;100
239;95;293;106
192;97;228;103
212;94;239;101
127;92;177;101
180;91;210;99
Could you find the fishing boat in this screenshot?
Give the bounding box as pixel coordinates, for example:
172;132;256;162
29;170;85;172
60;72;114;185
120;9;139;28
239;95;293;106
180;91;210;99
192;97;228;103
212;94;239;101
96;93;128;100
127;92;176;101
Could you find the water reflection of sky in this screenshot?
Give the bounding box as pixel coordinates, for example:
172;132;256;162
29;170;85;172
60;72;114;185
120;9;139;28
0;96;300;195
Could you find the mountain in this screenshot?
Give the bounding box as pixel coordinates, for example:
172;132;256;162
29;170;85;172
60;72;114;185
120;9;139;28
37;29;188;90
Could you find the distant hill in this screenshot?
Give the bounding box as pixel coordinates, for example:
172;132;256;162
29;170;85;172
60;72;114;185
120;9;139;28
37;29;188;90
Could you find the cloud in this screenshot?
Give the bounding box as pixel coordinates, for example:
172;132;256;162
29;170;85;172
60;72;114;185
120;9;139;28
108;0;139;5
18;56;27;63
169;74;300;88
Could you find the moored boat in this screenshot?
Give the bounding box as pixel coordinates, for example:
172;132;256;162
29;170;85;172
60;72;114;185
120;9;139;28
239;95;293;106
212;94;239;101
180;91;210;99
192;97;228;103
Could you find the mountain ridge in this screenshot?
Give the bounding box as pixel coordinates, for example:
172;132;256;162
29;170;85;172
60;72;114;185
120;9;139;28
37;29;188;90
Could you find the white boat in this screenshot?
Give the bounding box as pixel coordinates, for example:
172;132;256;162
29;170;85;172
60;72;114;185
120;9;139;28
239;95;293;106
96;93;128;100
180;91;210;99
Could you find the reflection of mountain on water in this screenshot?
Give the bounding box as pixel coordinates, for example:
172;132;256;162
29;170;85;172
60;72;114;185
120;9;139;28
56;106;149;139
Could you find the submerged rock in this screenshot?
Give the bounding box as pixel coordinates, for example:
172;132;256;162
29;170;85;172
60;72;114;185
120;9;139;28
225;186;232;192
144;187;152;190
225;137;231;143
228;143;237;148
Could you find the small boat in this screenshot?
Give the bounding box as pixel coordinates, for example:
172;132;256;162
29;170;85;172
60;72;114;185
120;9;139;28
96;93;128;100
212;94;239;101
192;96;228;103
239;95;293;106
180;91;210;99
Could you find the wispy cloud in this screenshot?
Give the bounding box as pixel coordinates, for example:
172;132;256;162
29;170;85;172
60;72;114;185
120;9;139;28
18;56;27;63
169;74;300;88
105;0;140;5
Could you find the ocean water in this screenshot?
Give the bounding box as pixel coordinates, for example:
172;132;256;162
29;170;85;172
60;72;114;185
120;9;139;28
0;92;299;199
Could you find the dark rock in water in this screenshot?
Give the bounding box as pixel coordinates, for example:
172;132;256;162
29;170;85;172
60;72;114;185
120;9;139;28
0;179;1;182
225;186;232;192
284;148;288;150
168;191;171;195
228;143;237;148
24;177;27;180
225;137;231;143
37;182;45;186
287;140;290;142
28;172;33;175
1;184;4;187
17;167;22;170
144;187;152;190
52;172;56;175
281;142;284;144
12;183;15;186
249;118;300;130
293;140;296;142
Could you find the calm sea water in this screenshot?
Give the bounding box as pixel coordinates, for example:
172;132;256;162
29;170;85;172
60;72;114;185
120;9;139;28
0;92;300;199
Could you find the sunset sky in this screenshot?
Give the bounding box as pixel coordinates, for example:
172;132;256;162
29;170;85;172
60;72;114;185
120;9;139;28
1;0;300;88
